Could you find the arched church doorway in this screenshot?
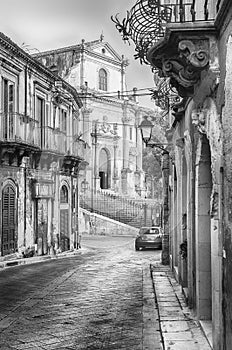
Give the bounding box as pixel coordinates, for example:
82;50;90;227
99;148;110;189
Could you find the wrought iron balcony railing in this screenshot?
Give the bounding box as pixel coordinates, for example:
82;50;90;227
0;112;40;147
0;112;84;159
112;0;216;64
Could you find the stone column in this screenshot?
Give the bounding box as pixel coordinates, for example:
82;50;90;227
82;107;93;146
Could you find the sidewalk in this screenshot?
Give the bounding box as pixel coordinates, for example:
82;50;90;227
0;248;86;269
150;263;212;350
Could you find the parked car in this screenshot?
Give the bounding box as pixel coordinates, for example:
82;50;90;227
135;226;162;250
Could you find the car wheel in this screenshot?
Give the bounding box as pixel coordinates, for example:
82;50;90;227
135;244;139;251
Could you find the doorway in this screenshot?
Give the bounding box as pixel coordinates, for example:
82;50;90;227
99;148;110;189
60;185;70;251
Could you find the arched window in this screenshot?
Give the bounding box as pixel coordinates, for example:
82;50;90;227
60;185;68;203
99;69;107;91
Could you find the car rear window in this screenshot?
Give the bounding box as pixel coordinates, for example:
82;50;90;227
140;228;160;235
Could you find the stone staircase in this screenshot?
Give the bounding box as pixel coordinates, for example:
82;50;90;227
79;189;159;228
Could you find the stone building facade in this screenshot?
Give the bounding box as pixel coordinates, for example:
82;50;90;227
144;1;232;349
0;32;83;257
34;36;155;197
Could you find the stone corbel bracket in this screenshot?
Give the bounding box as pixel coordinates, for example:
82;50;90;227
146;23;217;98
178;39;209;69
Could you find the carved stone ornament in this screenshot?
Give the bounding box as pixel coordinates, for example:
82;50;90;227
163;58;200;89
148;35;211;97
178;40;209;69
96;116;118;136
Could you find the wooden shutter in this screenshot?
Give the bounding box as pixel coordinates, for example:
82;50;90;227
2;185;16;255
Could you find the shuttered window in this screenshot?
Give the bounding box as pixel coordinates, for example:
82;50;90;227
2;79;15;140
2;184;16;255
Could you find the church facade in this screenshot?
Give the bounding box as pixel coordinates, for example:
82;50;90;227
35;36;155;198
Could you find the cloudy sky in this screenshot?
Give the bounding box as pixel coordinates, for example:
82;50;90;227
0;0;155;108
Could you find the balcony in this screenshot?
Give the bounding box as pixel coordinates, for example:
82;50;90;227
0;112;84;169
112;0;220;100
0;112;40;146
0;112;40;165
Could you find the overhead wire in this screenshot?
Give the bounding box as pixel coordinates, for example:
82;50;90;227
78;86;156;99
79;92;154;99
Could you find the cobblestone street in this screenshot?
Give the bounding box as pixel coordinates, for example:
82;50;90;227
0;236;161;350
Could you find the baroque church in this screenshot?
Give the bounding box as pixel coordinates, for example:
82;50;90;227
34;35;155;197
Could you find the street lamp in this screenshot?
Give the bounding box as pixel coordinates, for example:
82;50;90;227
139;115;153;145
139;116;169;153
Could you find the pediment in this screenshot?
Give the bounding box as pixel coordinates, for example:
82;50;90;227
89;42;121;62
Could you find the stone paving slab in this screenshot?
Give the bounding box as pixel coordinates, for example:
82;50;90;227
163;340;200;350
150;263;212;350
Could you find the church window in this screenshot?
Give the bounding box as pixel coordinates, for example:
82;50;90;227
60;185;68;203
99;69;107;91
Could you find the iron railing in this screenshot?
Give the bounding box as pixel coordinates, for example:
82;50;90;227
0;112;40;146
151;73;182;110
112;0;216;64
80;188;160;228
0;112;84;159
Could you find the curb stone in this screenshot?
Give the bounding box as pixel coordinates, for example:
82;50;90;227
0;248;88;270
143;265;164;350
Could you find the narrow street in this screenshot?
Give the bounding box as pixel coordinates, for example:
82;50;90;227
0;235;161;350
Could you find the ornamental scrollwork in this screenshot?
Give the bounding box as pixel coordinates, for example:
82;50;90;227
179;39;209;69
163;58;200;90
155;38;211;97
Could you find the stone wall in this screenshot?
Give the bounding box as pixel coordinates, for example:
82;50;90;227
79;209;138;237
